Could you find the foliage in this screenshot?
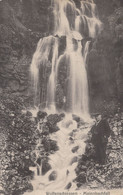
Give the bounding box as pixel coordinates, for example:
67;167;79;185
0;93;37;195
75;112;123;189
108;7;123;40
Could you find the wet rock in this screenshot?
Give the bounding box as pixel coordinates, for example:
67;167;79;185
69;137;74;141
48;123;60;133
37;111;47;120
47;114;61;124
72;114;80;123
42;160;51;175
59;113;65;120
70;156;78;165
49;140;59;152
65;182;72;189
75;167;80;175
72;146;79;153
69;138;74;144
78;120;86;127
36;157;42;166
58;36;66;56
46;113;62;133
42;138;59;152
66;170;69;175
42;126;49;136
26;183;33;192
49;171;57;181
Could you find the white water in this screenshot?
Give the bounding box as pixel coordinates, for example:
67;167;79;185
28;0;102;193
46;38;59;111
66;38;89;118
24;116;93;195
30;0;102;118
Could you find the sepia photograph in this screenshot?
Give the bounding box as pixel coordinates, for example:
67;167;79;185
0;0;123;195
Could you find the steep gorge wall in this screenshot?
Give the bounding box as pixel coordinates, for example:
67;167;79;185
88;0;123;112
0;0;123;112
0;0;52;99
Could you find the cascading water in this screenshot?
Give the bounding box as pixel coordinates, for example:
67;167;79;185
25;116;92;195
30;0;102;118
27;0;102;194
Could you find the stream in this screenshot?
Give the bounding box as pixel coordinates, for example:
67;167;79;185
24;115;93;194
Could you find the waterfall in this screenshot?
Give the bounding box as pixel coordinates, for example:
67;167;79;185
24;116;93;194
46;38;59;112
26;1;102;193
30;0;102;119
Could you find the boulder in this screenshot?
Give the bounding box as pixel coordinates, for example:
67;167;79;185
48;123;60;133
70;156;78;165
47;114;61;124
37;111;47;120
42;138;59;153
65;182;72;189
49;171;57;181
72;114;80;123
59;113;65;120
42;125;49;136
42;160;51;175
46;113;63;133
72;146;79;153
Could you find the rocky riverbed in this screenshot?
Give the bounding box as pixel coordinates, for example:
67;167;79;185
1;93;123;194
0;94;66;194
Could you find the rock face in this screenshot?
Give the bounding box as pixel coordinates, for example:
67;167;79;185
0;0;51;100
0;0;123;111
87;0;123;112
